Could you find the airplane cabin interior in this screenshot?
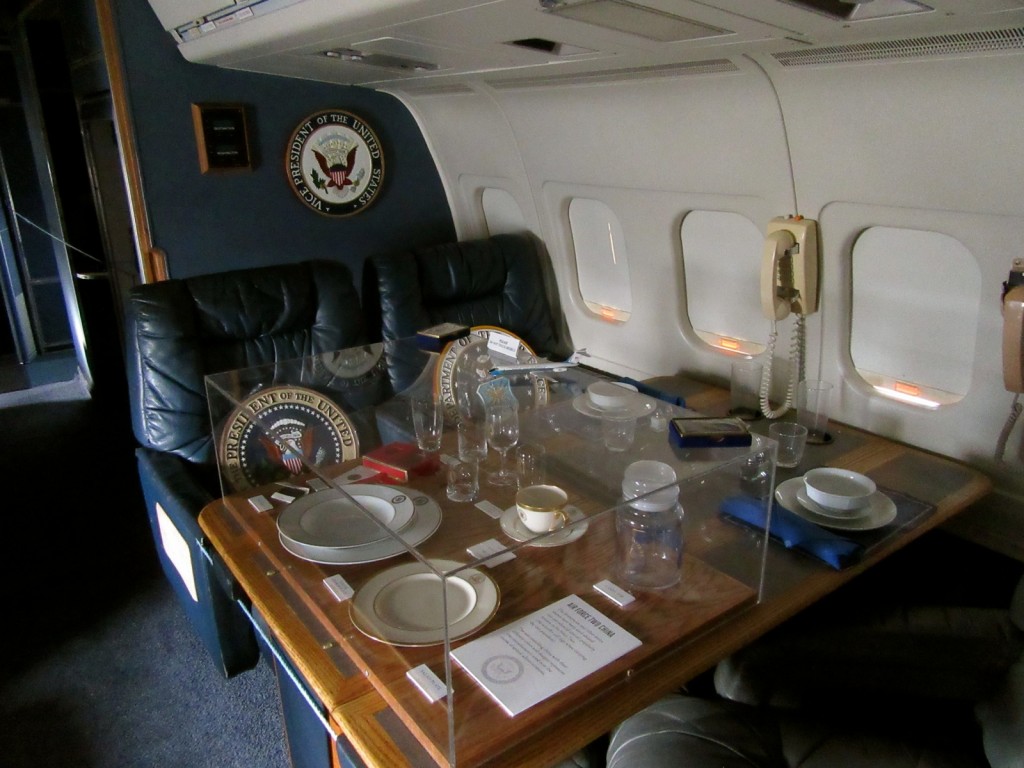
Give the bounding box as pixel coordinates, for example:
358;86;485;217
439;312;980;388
1;0;1023;766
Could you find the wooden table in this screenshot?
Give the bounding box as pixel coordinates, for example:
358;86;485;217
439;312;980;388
199;375;991;768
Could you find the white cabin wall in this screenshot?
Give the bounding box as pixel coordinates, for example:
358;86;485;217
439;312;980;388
761;52;1024;501
399;61;795;378
394;51;1024;513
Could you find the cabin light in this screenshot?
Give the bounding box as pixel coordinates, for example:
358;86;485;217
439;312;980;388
694;330;765;357
323;49;363;62
319;48;439;71
585;301;630;323
859;369;956;409
893;380;921;397
873;384;941;409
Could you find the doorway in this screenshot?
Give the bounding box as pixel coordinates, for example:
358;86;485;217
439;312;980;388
0;5;140;399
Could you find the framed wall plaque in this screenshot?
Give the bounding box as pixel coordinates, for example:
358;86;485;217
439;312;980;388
191;103;252;173
285;109;385;216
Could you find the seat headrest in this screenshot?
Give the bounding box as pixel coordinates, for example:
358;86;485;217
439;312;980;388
125;260;365;464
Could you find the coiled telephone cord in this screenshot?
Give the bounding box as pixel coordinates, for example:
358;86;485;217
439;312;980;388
995;394;1022;465
759;314;805;420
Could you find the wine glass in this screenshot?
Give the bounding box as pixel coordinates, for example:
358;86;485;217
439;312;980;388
485;404;519;486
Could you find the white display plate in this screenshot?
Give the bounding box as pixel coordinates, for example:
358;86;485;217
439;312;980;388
499;505;588;547
350;559;499;646
278;492;442;565
776;477;897;532
277;485;415;549
571;391;656;420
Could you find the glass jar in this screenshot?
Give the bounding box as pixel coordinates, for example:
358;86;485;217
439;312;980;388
615;460;684;590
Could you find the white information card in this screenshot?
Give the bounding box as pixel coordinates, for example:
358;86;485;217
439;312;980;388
451;595;641;716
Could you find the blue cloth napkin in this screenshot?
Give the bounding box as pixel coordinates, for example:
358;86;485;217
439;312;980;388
719;495;864;570
619;377;687;408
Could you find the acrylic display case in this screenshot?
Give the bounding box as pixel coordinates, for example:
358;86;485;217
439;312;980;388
202;335;774;767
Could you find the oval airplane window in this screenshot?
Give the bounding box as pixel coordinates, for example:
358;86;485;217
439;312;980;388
851;227;979;408
568;198;631;323
482;187;528;235
680;210;766;355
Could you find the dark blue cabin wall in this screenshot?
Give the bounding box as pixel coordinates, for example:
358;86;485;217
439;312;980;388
114;0;456;292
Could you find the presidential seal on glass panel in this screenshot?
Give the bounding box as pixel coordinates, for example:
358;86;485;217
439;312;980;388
218;386;359;491
285;110;384;217
435;326;549;424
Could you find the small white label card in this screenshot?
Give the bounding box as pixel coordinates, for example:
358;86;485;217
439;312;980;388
270;491;297;504
466;539;516;568
407;664;449;703
487;331;520;358
248;495;273;513
306;478;330;492
322;574;354;602
594;579;635;607
474;499;504;519
451;595;642;716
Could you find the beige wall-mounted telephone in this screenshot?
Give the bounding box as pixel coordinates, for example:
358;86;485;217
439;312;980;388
759;216;820;419
996;260;1023;464
1003;261;1024;393
761;216;820;320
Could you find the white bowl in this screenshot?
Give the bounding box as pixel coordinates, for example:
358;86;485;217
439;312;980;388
587;381;638;410
802;468;876;512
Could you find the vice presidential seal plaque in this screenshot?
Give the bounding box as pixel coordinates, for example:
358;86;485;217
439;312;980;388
285;110;384;217
218;385;360;491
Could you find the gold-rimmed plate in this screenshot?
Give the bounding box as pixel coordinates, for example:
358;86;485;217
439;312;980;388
349;559;499;646
277;485;415;549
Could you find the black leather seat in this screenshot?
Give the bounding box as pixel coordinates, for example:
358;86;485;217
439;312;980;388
125;260;367;677
364;232;563;359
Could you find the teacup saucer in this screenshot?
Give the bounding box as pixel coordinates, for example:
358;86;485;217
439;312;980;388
500;505;588;547
775;477;897;532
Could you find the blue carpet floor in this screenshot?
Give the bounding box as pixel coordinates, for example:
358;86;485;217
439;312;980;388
0;366;290;768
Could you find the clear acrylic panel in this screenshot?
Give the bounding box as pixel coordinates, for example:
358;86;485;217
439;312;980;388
203;336;772;766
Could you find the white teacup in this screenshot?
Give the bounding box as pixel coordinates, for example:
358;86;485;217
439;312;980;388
516;484;569;533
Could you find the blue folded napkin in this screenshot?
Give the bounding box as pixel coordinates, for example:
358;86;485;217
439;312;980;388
619;377;686;408
719;495;864;570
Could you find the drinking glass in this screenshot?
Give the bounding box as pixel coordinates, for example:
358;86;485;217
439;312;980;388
411;395;443;453
485;404;519;486
457;418;488;462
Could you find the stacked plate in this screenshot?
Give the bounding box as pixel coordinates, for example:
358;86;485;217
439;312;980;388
775;468;897;531
572;381;657;419
276;484;442;565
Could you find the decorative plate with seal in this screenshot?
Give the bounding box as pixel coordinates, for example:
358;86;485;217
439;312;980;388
218;385;359;490
434;325;549;423
285;109;384;217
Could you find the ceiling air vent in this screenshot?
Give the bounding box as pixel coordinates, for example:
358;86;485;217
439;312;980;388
540;0;732;43
776;0;932;21
773;27;1024;66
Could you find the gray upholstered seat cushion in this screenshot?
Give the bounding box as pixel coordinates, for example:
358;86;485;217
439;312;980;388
607;694;987;768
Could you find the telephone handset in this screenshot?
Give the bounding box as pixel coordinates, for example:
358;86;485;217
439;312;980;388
996;261;1024;465
759;216;820;419
1002;262;1024;393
